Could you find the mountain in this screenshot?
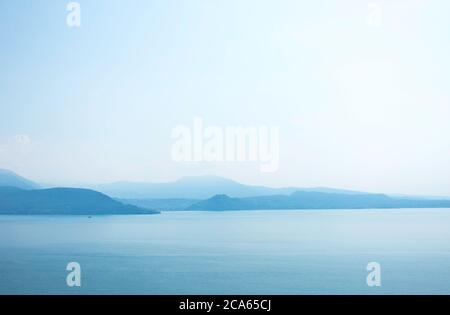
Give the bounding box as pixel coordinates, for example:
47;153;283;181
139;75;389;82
188;191;450;211
2;170;449;212
0;187;159;215
0;169;40;190
91;175;365;199
92;175;283;199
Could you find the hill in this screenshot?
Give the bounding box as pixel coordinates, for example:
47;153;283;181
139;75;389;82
188;191;450;211
0;187;159;215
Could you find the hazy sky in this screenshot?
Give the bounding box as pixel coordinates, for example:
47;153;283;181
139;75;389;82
0;0;449;195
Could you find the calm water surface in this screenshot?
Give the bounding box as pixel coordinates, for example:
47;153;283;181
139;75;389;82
0;209;449;294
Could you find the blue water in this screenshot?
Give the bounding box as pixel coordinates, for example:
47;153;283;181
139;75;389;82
0;209;450;294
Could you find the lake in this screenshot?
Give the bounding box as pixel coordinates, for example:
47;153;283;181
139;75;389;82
0;209;450;294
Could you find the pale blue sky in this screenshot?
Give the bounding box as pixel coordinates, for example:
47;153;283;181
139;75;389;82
1;0;449;195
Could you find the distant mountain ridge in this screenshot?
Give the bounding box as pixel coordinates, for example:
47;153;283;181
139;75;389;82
0;169;40;190
188;192;450;211
2;169;450;213
91;175;368;199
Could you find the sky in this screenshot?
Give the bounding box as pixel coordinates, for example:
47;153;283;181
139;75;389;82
0;0;449;195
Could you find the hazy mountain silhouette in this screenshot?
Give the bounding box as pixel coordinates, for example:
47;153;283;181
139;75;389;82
92;175;366;199
0;186;158;215
0;169;40;190
2;169;450;213
188;191;450;211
